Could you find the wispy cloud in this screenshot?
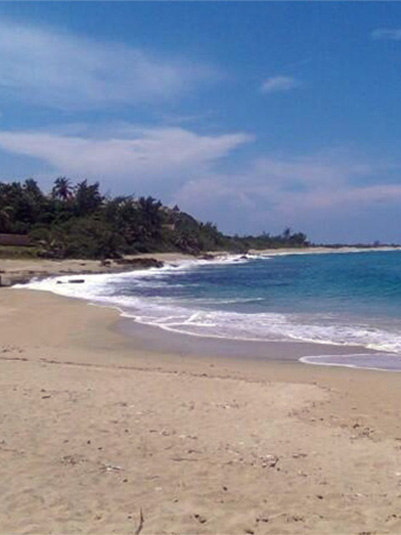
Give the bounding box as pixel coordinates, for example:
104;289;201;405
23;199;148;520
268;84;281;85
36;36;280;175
370;28;401;41
0;119;399;242
0;126;252;196
260;75;300;94
0;19;216;110
172;151;401;242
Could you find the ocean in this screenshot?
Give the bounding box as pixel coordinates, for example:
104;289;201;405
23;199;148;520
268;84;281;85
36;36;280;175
23;249;401;371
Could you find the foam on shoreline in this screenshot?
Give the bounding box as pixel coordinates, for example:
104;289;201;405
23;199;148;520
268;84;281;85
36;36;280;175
300;353;401;372
15;248;401;371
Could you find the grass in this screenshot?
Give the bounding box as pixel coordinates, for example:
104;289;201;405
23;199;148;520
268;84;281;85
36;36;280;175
0;246;41;259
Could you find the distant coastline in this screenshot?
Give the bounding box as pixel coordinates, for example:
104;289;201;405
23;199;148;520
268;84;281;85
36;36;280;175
1;245;400;287
1;244;401;288
249;245;401;256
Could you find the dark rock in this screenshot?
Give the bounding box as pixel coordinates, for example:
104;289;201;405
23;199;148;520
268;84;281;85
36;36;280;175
115;258;164;269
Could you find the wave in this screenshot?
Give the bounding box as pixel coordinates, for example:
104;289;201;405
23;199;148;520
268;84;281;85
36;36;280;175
130;310;401;354
18;277;401;356
300;353;401;372
16;253;401;356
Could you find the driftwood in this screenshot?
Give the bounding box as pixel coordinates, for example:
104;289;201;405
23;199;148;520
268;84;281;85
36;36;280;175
134;508;144;535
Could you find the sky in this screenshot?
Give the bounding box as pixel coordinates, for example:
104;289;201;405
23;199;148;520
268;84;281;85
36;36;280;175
0;2;400;244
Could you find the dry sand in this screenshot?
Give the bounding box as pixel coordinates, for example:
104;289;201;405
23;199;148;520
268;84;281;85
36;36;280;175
1;283;401;533
0;252;193;287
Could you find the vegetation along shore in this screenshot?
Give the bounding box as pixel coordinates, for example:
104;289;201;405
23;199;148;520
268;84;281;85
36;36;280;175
0;177;320;261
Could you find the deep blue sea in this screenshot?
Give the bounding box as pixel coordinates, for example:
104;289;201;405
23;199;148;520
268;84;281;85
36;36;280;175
24;250;401;370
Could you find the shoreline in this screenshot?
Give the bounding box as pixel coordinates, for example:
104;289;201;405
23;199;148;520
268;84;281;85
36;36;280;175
1;245;400;287
117;313;401;373
0;252;193;287
1;288;401;533
249;245;401;256
7;247;401;372
116;313;381;362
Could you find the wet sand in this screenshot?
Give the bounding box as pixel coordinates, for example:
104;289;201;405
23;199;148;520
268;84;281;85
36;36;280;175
117;314;380;362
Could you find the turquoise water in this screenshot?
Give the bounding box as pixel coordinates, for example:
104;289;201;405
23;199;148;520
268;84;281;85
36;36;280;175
128;250;401;318
25;250;401;369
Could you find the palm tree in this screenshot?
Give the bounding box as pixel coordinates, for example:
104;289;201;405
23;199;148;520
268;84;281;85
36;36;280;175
137;196;162;241
23;178;42;199
73;180;103;216
0;206;12;233
52;177;73;201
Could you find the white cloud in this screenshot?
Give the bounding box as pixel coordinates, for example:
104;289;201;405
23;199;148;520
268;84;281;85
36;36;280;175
172;151;401;243
260;75;299;94
371;28;401;41
0;126;252;195
0;119;399;242
0;19;216;110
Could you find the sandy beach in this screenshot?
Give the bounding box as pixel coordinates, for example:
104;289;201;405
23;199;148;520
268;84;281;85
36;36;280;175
0;279;401;535
3;0;401;531
0;252;194;287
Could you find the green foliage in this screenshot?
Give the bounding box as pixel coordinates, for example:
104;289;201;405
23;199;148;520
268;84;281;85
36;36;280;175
73;180;103;217
238;229;309;250
0;245;41;259
0;178;309;259
51;177;73;201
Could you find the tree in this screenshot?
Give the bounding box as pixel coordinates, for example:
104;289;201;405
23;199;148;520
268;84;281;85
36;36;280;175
23;179;43;200
137;196;162;241
0;205;12;233
52;177;73;201
0;178;310;258
289;232;308;246
73;180;103;216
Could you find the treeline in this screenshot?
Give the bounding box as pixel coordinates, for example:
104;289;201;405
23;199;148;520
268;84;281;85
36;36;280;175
234;229;309;251
0;178;309;259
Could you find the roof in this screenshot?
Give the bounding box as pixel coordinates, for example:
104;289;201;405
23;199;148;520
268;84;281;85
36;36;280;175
0;234;31;246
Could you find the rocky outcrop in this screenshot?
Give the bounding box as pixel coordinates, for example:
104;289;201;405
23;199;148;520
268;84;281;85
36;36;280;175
114;258;164;269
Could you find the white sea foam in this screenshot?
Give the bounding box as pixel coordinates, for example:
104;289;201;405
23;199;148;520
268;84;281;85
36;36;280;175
19;275;401;355
17;252;401;356
300;353;401;372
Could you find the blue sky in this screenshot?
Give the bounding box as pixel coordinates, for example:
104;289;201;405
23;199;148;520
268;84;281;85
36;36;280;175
0;2;401;243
